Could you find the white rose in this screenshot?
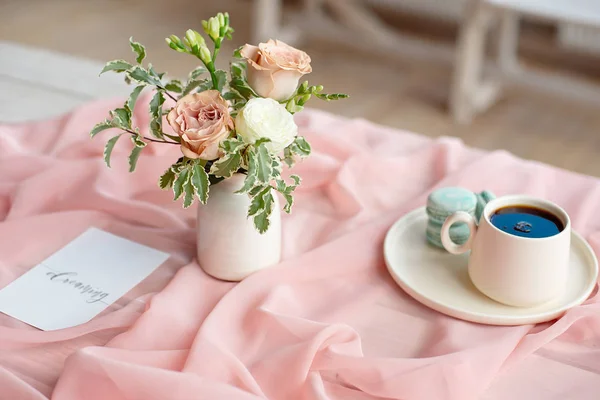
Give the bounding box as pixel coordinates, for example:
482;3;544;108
235;97;297;153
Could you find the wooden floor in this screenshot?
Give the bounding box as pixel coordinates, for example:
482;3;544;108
2;0;600;177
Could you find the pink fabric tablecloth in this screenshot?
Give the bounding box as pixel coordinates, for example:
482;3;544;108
1;96;599;400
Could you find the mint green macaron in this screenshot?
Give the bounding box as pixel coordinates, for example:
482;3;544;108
426;187;477;223
426;187;477;248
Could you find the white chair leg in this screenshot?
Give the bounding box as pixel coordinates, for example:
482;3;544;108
497;9;520;74
252;0;283;43
450;1;495;124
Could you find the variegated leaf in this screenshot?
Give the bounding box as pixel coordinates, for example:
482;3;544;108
173;168;190;200
90;120;114;138
209;152;241;178
129;37;146;64
183;180;195;208
159;168;176;189
103;134;123;167
126;85;144;114
100;60;132;75
191;162;209;204
128;146;143;172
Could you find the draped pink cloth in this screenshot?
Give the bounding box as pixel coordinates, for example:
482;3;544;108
1;95;599;400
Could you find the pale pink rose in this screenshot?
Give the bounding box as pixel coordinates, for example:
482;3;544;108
240;39;312;101
166;90;233;160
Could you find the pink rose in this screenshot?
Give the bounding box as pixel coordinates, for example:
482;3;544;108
167;90;233;160
240;39;312;101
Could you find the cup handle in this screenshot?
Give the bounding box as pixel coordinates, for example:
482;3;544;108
440;211;478;254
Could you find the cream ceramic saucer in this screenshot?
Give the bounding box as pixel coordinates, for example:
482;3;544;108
384;207;598;325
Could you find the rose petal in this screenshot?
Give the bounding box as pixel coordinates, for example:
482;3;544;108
267;69;303;101
180;144;200;159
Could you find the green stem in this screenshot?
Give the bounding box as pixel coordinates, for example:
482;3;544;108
157;86;178;102
207;62;218;90
208;39;222;90
212;39;222;62
124;128;179;145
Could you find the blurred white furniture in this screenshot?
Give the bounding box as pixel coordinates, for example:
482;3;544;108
251;0;454;63
450;0;600;123
0;41;129;123
253;0;600;124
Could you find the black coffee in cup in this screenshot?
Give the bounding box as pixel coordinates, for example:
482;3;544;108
490;206;564;238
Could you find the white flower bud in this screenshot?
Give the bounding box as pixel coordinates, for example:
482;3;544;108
200;46;212;63
208;17;220;41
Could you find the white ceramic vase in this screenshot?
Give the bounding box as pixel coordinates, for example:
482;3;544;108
196;173;281;281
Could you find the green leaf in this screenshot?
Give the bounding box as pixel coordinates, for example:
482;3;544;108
126;85;145;114
221;137;246;154
129;37;146;64
249;185;265;198
236;175;256;195
165;80;183;93
252;190;274;234
90;120;114;138
173;168;190;200
214;70;227;91
289;174;301;187
275;179;286;193
233;46;243;59
282;192;293;213
181;79;211;97
183;180;195;208
271;156;282;177
159;168;176;189
248;186;271;216
150;91;165;118
290;136;311;157
149;91;165;139
128;146;143;172
229;78;258;99
235;152;257;194
100;60;132;75
128;66;161;86
104;134;123;167
223;90;245;102
191;162;210;204
149;120;162;140
283;147;295;168
209;152;241;178
253;210;271;234
110;108;131;129
188;66;207;80
255;143;273;184
295;137;311;155
275;175;300;213
230;62;245;80
147;64;164;79
131;135;146;148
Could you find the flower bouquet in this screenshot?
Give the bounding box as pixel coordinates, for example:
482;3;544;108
90;12;347;235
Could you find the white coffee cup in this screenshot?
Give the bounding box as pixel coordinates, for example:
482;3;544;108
440;195;571;307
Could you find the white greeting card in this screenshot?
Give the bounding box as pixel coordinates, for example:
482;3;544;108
0;227;170;331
